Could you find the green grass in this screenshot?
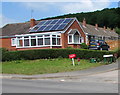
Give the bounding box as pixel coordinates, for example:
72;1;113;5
1;58;106;75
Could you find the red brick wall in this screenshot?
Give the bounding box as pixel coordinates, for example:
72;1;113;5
61;20;86;48
17;46;61;51
68;44;81;48
0;38;16;51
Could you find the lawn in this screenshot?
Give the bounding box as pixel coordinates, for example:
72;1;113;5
1;58;106;75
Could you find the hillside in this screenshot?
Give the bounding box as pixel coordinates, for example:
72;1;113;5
41;8;120;30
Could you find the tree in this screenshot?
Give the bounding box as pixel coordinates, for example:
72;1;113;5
115;27;120;35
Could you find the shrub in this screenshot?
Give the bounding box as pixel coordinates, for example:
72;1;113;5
1;48;116;62
80;43;88;49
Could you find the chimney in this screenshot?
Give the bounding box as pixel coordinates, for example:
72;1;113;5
111;28;115;32
82;18;86;27
104;26;106;31
95;24;98;30
30;19;36;28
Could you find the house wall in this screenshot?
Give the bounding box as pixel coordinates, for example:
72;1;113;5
17;46;61;51
61;20;86;48
0;38;17;51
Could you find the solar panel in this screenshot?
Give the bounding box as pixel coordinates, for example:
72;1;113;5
38;21;46;25
29;26;40;32
30;18;74;32
50;25;60;30
50;19;59;24
44;20;53;25
43;25;54;31
56;19;65;24
37;26;46;31
63;18;72;23
57;24;67;30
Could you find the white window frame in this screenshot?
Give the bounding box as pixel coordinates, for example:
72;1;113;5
11;38;16;46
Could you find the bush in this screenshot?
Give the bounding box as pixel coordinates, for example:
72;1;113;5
80;43;88;49
1;48;116;62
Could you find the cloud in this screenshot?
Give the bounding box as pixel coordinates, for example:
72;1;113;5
0;14;19;28
60;0;110;13
21;0;111;14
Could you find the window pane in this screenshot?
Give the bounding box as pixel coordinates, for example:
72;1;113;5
31;36;36;38
69;35;72;43
24;36;29;39
45;38;50;45
18;39;23;47
38;38;43;45
24;39;29;46
57;38;60;45
12;38;16;46
80;37;82;43
52;35;56;37
31;39;36;46
57;35;60;37
44;35;50;37
74;35;79;43
38;35;43;37
52;38;56;45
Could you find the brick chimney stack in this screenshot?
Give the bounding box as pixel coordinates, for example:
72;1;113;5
82;18;86;27
104;26;106;31
30;19;36;28
95;24;98;30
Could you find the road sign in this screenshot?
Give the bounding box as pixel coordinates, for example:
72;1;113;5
69;54;76;66
69;54;76;59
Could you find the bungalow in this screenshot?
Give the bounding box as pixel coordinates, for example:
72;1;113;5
0;17;118;51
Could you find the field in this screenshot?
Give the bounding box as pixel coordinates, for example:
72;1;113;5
1;58;106;75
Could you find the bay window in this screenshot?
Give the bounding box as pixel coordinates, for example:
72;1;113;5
68;29;84;44
15;33;61;48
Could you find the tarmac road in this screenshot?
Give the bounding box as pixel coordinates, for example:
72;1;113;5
2;69;118;93
2;71;118;93
1;58;119;93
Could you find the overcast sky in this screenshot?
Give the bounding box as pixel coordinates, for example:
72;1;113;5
0;0;119;28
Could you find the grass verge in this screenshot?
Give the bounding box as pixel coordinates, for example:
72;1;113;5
1;58;106;75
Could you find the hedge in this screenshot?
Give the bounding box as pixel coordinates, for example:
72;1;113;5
1;48;118;62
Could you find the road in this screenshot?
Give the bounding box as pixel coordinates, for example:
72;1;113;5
2;70;118;93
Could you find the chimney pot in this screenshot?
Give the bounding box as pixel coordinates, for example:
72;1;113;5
82;18;86;27
95;24;98;29
30;19;36;28
104;26;106;30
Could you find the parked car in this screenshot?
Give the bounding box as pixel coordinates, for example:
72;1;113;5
88;39;110;51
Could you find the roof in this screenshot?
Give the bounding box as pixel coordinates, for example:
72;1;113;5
30;18;74;33
0;21;39;37
80;23;118;37
0;18;118;38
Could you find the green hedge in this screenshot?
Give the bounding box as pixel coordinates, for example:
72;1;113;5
1;48;117;62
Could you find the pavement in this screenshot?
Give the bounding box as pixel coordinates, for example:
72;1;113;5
1;58;119;80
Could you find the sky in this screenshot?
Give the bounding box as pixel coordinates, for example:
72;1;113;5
0;0;120;28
